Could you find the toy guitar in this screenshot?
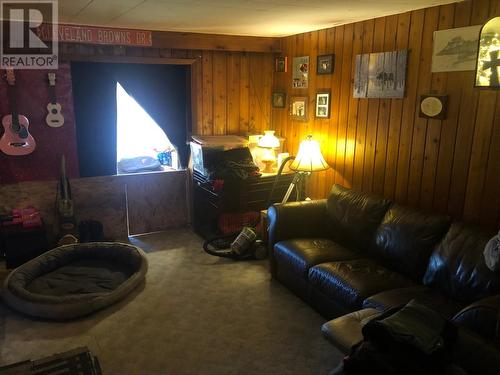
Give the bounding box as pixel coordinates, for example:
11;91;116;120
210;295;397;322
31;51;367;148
46;72;64;127
0;69;36;156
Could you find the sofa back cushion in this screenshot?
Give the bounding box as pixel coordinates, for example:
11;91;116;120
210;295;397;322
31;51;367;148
423;223;500;304
373;205;451;281
326;184;391;251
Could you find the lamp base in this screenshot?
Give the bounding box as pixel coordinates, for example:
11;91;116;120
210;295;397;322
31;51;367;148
261;160;274;173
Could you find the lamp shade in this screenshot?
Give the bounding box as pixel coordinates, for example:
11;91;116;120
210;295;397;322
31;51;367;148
290;135;329;172
257;130;280;148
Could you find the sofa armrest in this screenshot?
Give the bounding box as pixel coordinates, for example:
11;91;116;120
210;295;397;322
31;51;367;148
267;200;329;276
452;295;500;342
267;199;329;247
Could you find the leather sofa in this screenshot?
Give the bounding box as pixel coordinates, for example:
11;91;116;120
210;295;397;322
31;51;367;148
267;184;500;373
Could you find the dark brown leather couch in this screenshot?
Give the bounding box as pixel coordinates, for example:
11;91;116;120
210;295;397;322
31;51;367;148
268;184;500;373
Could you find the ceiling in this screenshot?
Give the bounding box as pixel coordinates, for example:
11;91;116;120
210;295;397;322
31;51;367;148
58;0;463;37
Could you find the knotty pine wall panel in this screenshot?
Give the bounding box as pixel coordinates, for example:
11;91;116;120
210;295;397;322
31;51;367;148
272;0;500;230
195;50;274;136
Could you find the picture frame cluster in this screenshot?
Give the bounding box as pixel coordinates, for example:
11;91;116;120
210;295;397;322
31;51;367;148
273;53;335;120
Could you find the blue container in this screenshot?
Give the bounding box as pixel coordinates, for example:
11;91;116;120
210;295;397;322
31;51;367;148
157;151;172;166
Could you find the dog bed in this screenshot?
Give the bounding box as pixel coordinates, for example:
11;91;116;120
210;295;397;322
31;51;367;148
2;242;148;320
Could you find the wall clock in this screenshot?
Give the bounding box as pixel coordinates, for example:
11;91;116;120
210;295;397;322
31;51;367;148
419;95;448;119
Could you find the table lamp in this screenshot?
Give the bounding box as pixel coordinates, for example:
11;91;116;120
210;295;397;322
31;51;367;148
282;135;329;203
258;130;280;173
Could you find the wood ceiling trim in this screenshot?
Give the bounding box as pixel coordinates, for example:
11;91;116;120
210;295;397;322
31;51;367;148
151;30;281;53
60;54;197;65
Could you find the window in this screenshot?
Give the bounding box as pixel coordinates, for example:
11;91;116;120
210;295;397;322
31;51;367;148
116;82;177;172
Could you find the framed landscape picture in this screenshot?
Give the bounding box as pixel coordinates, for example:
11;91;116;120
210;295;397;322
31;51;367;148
432;25;481;72
315;91;330;118
354;50;408;98
317;54;334;74
290;96;308;121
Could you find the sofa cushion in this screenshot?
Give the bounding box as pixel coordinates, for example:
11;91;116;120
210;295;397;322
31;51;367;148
274;238;361;279
373;205;451;281
308;259;414;310
423;223;500;304
326;184;391;251
362;286;463;319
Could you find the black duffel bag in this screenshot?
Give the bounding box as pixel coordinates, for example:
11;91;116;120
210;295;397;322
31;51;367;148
340;300;462;375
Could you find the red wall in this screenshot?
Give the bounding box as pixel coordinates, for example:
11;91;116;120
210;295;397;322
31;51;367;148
0;63;79;184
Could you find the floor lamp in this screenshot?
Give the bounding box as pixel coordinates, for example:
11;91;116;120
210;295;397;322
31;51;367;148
282;135;330;204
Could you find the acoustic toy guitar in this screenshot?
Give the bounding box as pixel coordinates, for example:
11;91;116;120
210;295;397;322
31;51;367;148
46;72;64;128
0;69;36;156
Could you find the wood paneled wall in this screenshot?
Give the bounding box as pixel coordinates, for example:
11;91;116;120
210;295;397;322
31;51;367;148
59;43;275;138
191;51;274;136
272;0;500;230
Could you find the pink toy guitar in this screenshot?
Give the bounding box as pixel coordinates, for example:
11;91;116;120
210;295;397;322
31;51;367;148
0;69;36;156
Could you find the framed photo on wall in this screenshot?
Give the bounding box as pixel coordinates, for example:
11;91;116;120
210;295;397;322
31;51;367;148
272;92;286;108
275;56;288;72
317;54;334;74
290;96;308;121
292;56;309;88
432;25;481;72
315;91;330;118
419;95;448;119
353;50;408;98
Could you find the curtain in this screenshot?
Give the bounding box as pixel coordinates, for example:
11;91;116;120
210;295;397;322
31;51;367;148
71;62;118;177
71;62;189;177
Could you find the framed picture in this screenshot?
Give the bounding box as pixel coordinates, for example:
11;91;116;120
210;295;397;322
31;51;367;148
317;54;334;74
475;17;500;87
432;25;481;73
292;56;309;88
272;92;286;108
290;96;308;121
315;91;330;118
419;95;448;119
353;50;408;99
275;56;288;72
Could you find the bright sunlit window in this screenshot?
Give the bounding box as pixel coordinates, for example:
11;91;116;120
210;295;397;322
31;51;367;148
116;82;176;171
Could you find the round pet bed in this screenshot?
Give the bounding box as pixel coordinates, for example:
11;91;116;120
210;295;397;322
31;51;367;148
2;242;148;320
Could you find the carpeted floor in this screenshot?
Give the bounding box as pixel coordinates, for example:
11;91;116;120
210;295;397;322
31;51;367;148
0;228;343;374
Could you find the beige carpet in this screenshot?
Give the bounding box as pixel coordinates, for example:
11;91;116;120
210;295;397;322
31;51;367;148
0;228;342;374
